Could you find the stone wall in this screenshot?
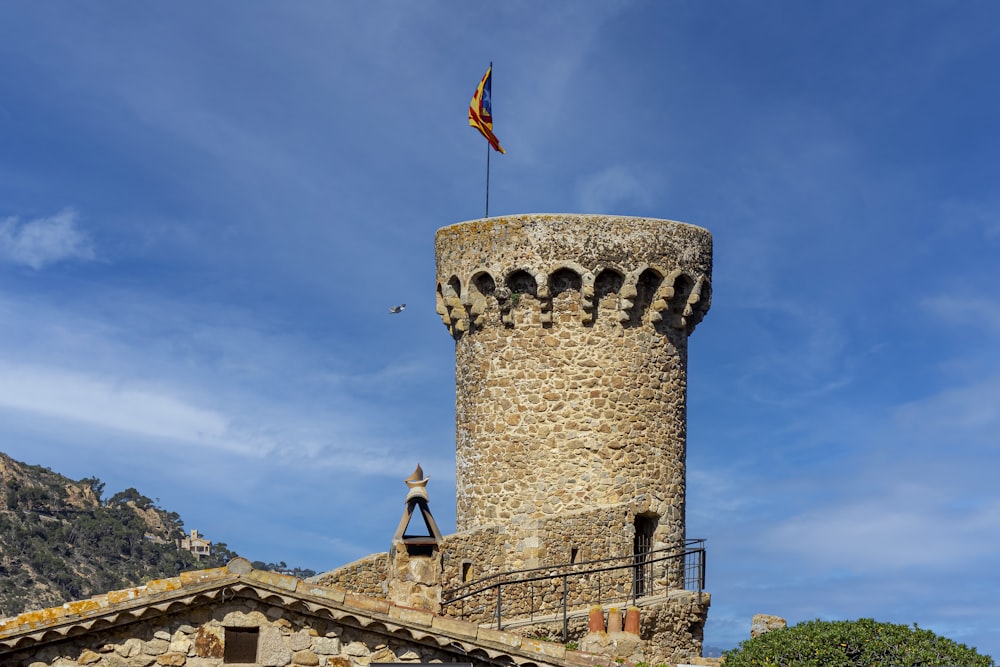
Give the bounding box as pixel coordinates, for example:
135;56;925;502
312;552;389;597
8;600;460;667
440;524;509;588
482;593;710;666
641;592;711;664
438;503;692;625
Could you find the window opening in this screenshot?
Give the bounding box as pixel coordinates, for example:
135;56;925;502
224;627;259;663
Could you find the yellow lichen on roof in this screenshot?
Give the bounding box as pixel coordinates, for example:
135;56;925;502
179;566;230;586
0;566;234;638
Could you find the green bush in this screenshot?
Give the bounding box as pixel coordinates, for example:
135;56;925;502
723;618;994;667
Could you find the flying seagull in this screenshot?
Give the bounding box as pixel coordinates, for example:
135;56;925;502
389;304;406;314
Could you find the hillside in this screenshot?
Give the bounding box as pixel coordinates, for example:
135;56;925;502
0;452;235;617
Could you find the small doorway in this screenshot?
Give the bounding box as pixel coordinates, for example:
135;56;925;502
633;514;657;598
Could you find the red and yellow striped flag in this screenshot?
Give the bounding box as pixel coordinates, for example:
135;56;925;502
469;65;505;154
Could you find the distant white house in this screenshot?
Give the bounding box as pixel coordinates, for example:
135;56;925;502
178;528;211;558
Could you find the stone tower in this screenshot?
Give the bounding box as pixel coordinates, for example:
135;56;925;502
435;214;712;573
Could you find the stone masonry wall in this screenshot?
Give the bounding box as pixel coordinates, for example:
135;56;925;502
438;505;691;630
435;214;712;572
312;552;389;598
7;599;459;667
440;524;509;589
439;504;655;618
516;592;710;665
641;592;711;664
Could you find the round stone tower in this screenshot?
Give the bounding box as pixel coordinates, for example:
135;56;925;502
435;214;712;571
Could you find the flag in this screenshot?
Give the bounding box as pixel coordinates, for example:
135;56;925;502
469;65;505;154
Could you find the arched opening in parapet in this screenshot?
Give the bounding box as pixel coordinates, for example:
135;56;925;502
435;282;446;313
437;280;465;341
472;271;496;297
633;513;659;598
626;268;663;328
549;267;582;295
506;269;538;327
507;269;537;298
654;273;695;338
594;268;624;298
549;267;582;323
593;268;624;324
669;274;695;321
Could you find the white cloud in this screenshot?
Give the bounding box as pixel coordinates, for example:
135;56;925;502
922;294;1000;336
0;208;96;269
0;359;430;476
892;375;1000;446
760;485;1000;571
0;360;241;452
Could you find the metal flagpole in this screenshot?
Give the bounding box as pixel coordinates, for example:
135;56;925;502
485;141;491;217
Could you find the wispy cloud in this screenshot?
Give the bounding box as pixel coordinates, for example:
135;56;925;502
0;208;96;269
892;375;1000;447
922;294;1000;336
0;361;238;451
760;488;1000;571
0;282;449;482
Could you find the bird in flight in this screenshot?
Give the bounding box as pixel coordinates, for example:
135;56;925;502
389;304;406;314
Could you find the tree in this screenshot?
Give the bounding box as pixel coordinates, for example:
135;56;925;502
79;477;105;503
723;618;994;667
107;488;151;508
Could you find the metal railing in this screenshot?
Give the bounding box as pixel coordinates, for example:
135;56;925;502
441;539;705;641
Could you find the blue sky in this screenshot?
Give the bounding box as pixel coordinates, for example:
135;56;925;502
1;1;998;657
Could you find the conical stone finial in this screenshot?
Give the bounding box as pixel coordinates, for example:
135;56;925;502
404;463;429;502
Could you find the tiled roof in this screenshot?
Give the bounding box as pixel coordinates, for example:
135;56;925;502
0;558;605;667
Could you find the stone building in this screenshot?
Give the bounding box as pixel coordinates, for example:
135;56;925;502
179;529;213;559
0;559;599;667
0;213;715;666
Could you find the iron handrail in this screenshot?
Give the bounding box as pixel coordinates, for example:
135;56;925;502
441;539;706;640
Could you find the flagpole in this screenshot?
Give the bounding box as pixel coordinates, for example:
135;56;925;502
485;60;493;218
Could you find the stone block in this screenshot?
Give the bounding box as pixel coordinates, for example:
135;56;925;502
477;627;522;648
259;624;293;667
248;569;299;591
751;613;786;638
312;636;340;655
430;615;477;638
388;605;434;627
521;637;566;660
344;593;390;615
145;578;182;594
305;584;346;603
292;649;321;666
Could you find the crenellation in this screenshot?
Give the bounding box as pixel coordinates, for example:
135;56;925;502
438;262;708;334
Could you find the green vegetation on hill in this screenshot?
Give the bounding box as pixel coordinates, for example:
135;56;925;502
0;452;239;617
723;617;994;667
